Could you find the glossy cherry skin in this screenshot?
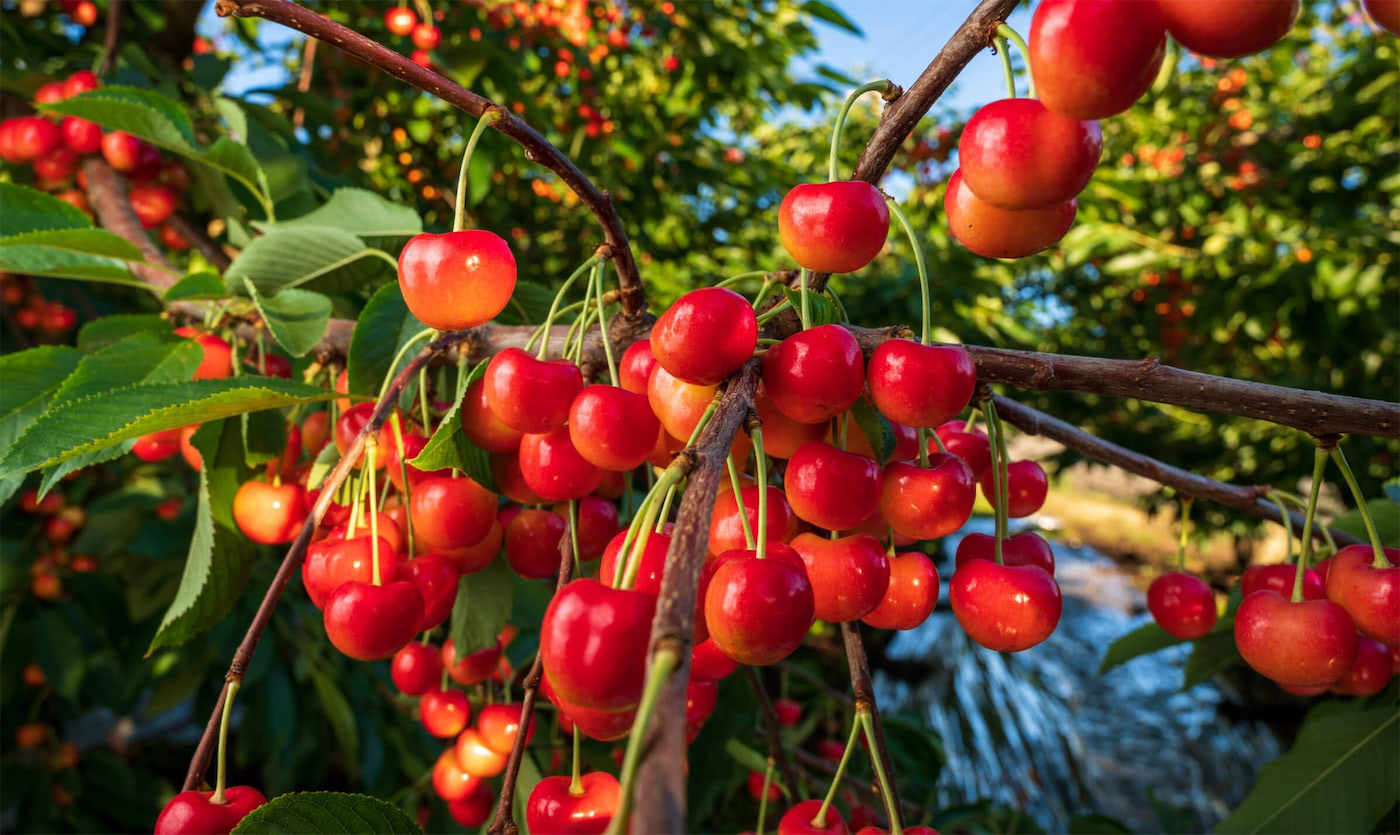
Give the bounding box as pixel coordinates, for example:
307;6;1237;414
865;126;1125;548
519;427;604;501
525;772;620;835
448;783;495;828
332;402;395;468
323;580;423;661
0;117;60;163
600;530;672;596
777;799;850;835
949;560;1062;652
709;485;799;555
618;339;659;394
477;702;536;755
490;450;546;505
1146;572;1218;640
174;327;234;380
688;677;720;725
60;116;102;154
384;6;416;35
421;687;472;738
960;98;1101;210
443;638;503;686
326;513;405;555
863;552;940;631
1366;0;1400;36
484;348;583;434
755;385;829;459
385;432;449;492
541;578;656;710
553;496;619;562
1241;564;1325;601
937;421;991;477
650;287;757;385
979;459;1049;518
879;455;977;541
431;746;480;801
133;428;182;461
647;363;718;441
461;378;524;453
955;531;1056;575
868;341;976;430
568;385;661;471
401;552;460;631
1325;544;1400;646
1235;591;1359;686
691;637;739;681
785;442;884;531
442;517;503;575
397;230;516;330
1029;0;1166;119
390;642;442;696
505;508;568;579
705;545;815;666
301;535;397;609
455;727;507;777
302;411;331;456
409;475;496;552
1158;0;1298;59
129;183;177;229
778;181;889;274
791;533;889;623
945;169;1076;259
1335;634;1392;696
154;787;267;835
232;480;306;545
553;697;636;742
762;325;865;425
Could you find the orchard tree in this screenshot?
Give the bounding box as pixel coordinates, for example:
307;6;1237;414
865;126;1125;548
1;1;1398;834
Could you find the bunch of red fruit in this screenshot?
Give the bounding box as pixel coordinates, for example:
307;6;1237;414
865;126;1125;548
2;273;78;337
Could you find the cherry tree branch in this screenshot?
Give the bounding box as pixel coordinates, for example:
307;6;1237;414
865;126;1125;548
840;622;904;829
99;0;122;76
166;214;232;272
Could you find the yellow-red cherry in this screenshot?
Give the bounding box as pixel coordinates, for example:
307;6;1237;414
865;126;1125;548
704;544;815;666
1028;0;1166;120
460;378;523;453
949;559;1062;652
402;552;460;631
519;426;604;501
778;180;889;274
862;552;939;631
761;325;865;425
945;169;1076;259
790;532;890;623
477;702;536;755
879;454;976;541
391;642;442;696
647;365;717;440
421;687;471;738
232;479;306;545
442;638;502;686
650;287;757;386
431;746;480;801
955;531;1055;575
568;384;661;471
1234;590;1358;687
959;98;1101;211
301;535;397;609
525;772;620;835
551;496;619;561
618;339;659;394
483;347;582;434
383;6;417;36
1324;544;1400;646
397;230;516;331
1158;0;1298;59
409;475;497;552
867;340;976;430
455;727;507;777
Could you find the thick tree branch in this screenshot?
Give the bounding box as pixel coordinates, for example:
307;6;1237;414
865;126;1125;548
213;0;646;320
166;214;232;272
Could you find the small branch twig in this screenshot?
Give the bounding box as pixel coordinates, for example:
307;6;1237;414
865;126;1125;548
742;666;802;802
166;214;232;272
840;622;904;830
98;0;122;76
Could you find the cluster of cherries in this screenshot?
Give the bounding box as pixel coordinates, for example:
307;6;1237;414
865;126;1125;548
1;273;79;339
382;4;444;68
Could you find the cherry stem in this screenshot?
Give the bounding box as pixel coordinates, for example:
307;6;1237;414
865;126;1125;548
860;711;902;835
568;726;583;797
828;79;894;183
755;759;774;835
813;714;863;828
994;35;1016;99
377;329;435;402
916;427;931;468
755;298;793;324
367;439;381;585
568;499;581;578
592;263;620;387
389;413;416;558
885;200;931;344
211;678;240;805
525;298;588;354
418;365;431;433
963;409;979;433
452;109;501;233
655;483;679;534
346;469;366;538
928;427;948;455
566;262;598;363
1293;449;1330;601
798;269;812;331
754;427;769;559
537;256;602;361
621;465;686;589
717;270;771;289
982;399;1007;564
727;454;756;550
994;24;1035;99
1175;496;1193;573
604;647;680;835
1330;447;1389;568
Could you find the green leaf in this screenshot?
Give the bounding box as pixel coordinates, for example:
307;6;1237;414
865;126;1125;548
242;408;288;469
272;188;423;241
780;286;839;328
0;228;146;261
1180;628;1241;690
0;377;336;477
164;272;228;302
346;283;430;399
306;437;341;490
449;557;514;657
40;86;197;149
0;244;144;285
243;278;332;357
231;792;422;835
409;359;495;491
802;0;862;34
0;182;91;236
76;314;169;351
202;135;267;199
847;397;895;464
724;739;773;775
0;346;84;505
493;281;556;326
1098;621;1184;675
1332;498;1400;544
1215;706;1399;834
225;226;389;296
147;421;256;653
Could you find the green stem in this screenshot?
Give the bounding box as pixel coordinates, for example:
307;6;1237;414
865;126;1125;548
1175;497;1193;572
798;269;812;331
211;679;241;805
569;726;583;796
592;263;620;387
752;278;781;311
537;257;602;361
885;198;931;345
860;712;902;835
367;441;381;585
389;413;416;558
981;400;1006;565
814;715;864;828
655;483;678;534
717;270;771;289
418;365;432;433
526;299;589;354
994;23;1035;98
829;79;893;183
569;499;582;577
621;466;687;589
916;427;931;468
453;110;501;233
604;648;681;835
927;427;948;455
1330;447;1389;567
755;298;793;325
1293;448;1329;599
995;36;1017;99
754;428;769;559
377;328;436;401
756;760;775;835
728;455;756;549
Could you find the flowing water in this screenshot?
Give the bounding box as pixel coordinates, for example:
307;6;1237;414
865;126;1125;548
878;518;1280;833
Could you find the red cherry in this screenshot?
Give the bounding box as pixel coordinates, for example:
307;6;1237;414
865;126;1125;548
391;642;442;696
704;545;815;666
401;552;460;631
945;169;1076;259
954;531;1055;575
411;23;442;50
778;181;890;274
323;580;423;661
1314;557;1334;585
1028;0;1166;120
949;560;1062;651
246;350;292;380
785;442;883;531
777;799;849;835
34;81;67;106
421;687;472;738
879;455;977;541
460;378;524;452
100;130;145;172
133;428;182;461
63;70;99;98
443;638;503;687
709;484;798;555
477;702;536;755
397;230;516;330
568;385;661;471
647;365;717;440
935;421;991;478
33;146;77;182
302;411;330;456
1335;635;1392;697
448;783;495;828
128;142;163;182
687;677;719;725
154;787;267;835
455;727;507;777
173;327;233;380
552;695;637;742
790;532;889;622
817;739;845;761
1235;591;1359;686
383;432;446;492
505;508;568;579
384;6;417;36
431;746;480;800
1146;572;1218;640
599;529;672;596
232;480;306;545
862;552;940;630
302;536;398;609
128;183;176;229
1158;0;1298;59
691;637;738;681
1324;544;1400;646
410;475;496;552
761;325;865;425
54;188;89;216
979;459;1048;518
552;496;619;561
840;412;919;463
410;49;432;67
59;116;102;154
484;347;583;434
326;513;404;555
441;517;502;575
525;772;620;835
541;578;656;710
618;340;658;394
748;769;783;801
1365;0;1400;35
650;287;757;386
519;427;604;501
755;385;827;459
773;697;802;727
0;117;60;163
1240;564;1325;601
488;450;544;505
959;99;1101;210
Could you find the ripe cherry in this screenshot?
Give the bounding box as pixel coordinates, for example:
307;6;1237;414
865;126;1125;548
302;411;330;455
128;183;177;229
599;529;672;596
755;385;827;459
173;327;233;379
59;116;102;154
936;421;991;478
1324;544;1399;646
505;508;568;579
748;769;783;801
133;428;182;461
704;544;815;666
1146;572;1217;640
100;130;145;172
1234;591;1358;686
568;384;661;471
0;117;60;163
862;552;940;630
448;784;495;828
231;480;306;545
879;454;977;541
1157;0;1298;59
484;347;583;433
301;536;398;609
945;169;1076;259
791;533;890;622
421;687;472;738
1335;635;1392;697
455;727;507;777
443;638;503;686
691;637;739;681
1365;0;1400;35
63;70;99;98
1240;563;1325;601
955;531;1055;575
773;697;802;727
650;287;757;386
777;799;849;835
979;459;1049;518
519;427;604;501
384;432;447;492
154;787;267;835
949;560;1062;652
443;517;503;575
647;365;717;440
332;404;393;468
409;475;496;552
778;181;889;274
401;552;460;630
491;450;546;505
460;378;524;452
323;580;423;661
384;6;417;36
431;747;480;801
618;339;659;394
1028;0;1166;120
525;772;620;835
541;578;656;710
477;702;536;755
552;696;636;742
553;496;619;561
709;484;798;555
959;98;1102;210
397;230;516;331
34;81;67;106
761;325;865;425
390;642;442;696
33;147;77;182
411;23;442;50
784;442;883;531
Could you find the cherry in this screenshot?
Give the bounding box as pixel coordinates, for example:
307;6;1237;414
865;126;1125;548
173;327;233;380
401;552;459;631
748;769;783;801
778;180;889;274
59;116;102;154
1240;564;1325;601
756;385;828;459
63;70;99;98
647;365;717;440
443;638;503;686
936;421;992;478
33;147;77;182
817;739;845;762
491;450;547;505
979;459;1048;518
431;746;480;800
1365;0;1400;35
773;697;802;727
397;230;516;330
460;378;524;453
1234;591;1358;686
34;81;67;105
959;98;1102;210
154;787;267;835
505;508;568;579
1313;557;1334;586
1146;572;1217;640
303;536;398;609
128;142;163;182
568;384;661;471
232;479;306;545
1325;544;1399;646
484;347;583;433
421;687;472;738
553;496;619;561
709;484;798;555
525;772;620;835
541;578;656;710
595;469;627;500
704;544;815;666
411;23;442;50
133;428;182;461
1158;0;1298;59
100;130;145;172
1335;635;1392;697
455;727;507;777
691;637;739;681
323;580;423;661
553;696;636;742
791;532;890;622
650;287;757;385
862;552;940;630
327;513;404;554
1029;0;1166;120
0;117;60;163
246;350;292;380
949;560;1062;652
128;183;177;229
302;411;331;456
761;325;865;425
879;454;977;541
599;529;672;596
384;6;417;36
785;442;883;531
687;677;719;724
384;432;449;492
519;426;604;501
448;783;495;828
390;642;442;696
945;169;1076;259
955;531;1055;575
777;799;849;835
477;702;536;755
409;475;496;552
618;339;659;394
442;517;503;575
333;403;395;468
